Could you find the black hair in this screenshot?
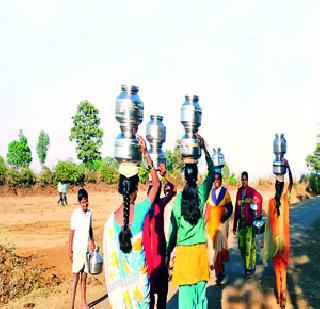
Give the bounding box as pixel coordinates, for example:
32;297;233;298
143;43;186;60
77;188;88;201
147;182;162;197
181;164;200;225
214;172;222;182
241;171;248;180
275;180;284;216
118;174;139;253
163;182;171;193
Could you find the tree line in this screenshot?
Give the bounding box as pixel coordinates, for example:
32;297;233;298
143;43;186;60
0;100;319;195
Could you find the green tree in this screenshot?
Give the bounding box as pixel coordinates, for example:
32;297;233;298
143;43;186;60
222;161;231;183
70;100;104;164
0;156;7;185
36;130;50;166
172;139;184;171
165;150;173;171
306;139;320;195
7;130;32;169
53;159;78;184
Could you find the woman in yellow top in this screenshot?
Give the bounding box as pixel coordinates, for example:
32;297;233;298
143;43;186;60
266;158;292;308
204;172;233;286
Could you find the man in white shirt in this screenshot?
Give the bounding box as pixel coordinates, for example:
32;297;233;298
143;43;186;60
69;188;94;309
57;182;63;205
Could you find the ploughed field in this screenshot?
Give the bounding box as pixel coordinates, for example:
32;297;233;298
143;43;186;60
0;185;313;308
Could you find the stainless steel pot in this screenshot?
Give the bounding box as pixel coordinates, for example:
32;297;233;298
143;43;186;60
250;203;265;235
146;115;166;169
114;85;144;164
212;148;225;170
273;133;287;175
180;95;202;160
87;247;103;275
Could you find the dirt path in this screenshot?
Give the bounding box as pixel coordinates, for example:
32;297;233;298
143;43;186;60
1;193;319;308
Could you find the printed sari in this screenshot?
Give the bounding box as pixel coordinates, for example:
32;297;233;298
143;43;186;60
103;210;150;308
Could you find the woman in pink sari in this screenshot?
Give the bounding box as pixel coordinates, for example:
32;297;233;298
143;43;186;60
143;163;177;308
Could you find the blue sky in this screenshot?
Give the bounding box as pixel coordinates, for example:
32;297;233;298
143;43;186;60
0;0;319;178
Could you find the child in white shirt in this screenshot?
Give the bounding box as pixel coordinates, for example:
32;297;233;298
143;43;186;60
69;188;94;309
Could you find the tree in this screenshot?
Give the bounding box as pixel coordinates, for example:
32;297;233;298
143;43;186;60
306;142;320;173
7;130;32;169
172;139;184;171
36;130;50;166
165;150;173;171
70;100;104;164
306;140;320;195
0;156;7;184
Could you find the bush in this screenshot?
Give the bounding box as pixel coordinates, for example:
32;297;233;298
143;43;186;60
0;156;7;185
76;163;86;185
37;166;53;186
227;173;237;186
308;173;320;196
19;168;36;187
85;168;99;183
6;168;20;186
52;160;78;185
85;159;103;171
99;164;119;184
103;156;119;169
6;167;36;187
138;166;149;184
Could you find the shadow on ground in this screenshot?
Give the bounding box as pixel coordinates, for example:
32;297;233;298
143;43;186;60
167;199;320;308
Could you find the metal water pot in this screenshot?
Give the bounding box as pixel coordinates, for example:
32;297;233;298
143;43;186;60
250;203;265;235
273;133;287;175
180;95;202;160
87;247;103;275
114;85;144;164
146;115;166;169
212;148;225;170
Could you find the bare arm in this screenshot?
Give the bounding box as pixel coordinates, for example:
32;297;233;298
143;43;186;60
159;163;177;205
136;134;159;205
164;173;177;195
89;227;94;251
69;230;74;262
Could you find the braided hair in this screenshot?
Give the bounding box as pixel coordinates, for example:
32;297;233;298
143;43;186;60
181;164;200;225
275;180;284;216
118;174;139;253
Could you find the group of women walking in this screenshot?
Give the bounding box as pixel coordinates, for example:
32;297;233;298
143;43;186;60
103;134;293;309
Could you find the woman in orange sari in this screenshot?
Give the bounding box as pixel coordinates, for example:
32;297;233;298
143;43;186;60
204;172;233;286
267;159;292;308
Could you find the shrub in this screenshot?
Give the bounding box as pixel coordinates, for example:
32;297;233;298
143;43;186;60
84;168;99;183
0;156;7;185
103;156;119;169
6;167;36;187
52;160;78;185
138;166;149;184
308;173;320;196
37;166;53;186
18;168;36;187
6;168;20;186
85;159;104;171
227;173;237;186
99;164;119;184
76;163;86;185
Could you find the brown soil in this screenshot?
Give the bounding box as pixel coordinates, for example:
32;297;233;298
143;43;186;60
0;243;61;305
0;182;311;308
